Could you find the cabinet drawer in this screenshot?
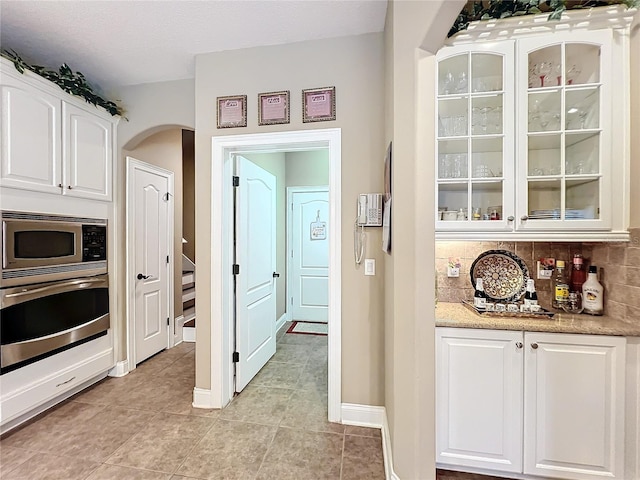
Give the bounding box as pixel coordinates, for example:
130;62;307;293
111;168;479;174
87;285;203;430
0;346;113;427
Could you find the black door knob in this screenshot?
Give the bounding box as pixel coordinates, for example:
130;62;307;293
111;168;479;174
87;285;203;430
137;273;150;280
273;272;280;278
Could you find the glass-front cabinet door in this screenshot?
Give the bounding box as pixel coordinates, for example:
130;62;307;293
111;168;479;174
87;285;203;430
436;42;515;232
516;31;612;231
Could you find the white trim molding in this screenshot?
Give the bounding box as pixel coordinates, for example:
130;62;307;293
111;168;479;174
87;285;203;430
108;360;129;378
276;313;287;335
192;387;216;409
210;128;342;418
174;314;185;345
341;404;399;480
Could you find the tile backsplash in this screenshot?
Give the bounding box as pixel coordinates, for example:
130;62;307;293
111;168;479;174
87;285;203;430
435;228;640;325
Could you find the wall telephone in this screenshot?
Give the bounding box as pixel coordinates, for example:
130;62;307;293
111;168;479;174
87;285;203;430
354;193;383;265
357;193;383;227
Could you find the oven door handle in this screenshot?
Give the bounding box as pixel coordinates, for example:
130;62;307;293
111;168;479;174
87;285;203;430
2;276;108;307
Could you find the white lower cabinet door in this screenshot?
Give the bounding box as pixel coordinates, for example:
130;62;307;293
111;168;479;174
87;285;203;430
436;327;524;473
524;332;626;480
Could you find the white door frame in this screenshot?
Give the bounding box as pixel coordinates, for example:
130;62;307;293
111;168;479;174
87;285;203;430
125;156;175;371
286;185;330;323
210;128;342;422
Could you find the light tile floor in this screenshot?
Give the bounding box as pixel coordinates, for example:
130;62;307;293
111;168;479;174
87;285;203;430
0;325;385;480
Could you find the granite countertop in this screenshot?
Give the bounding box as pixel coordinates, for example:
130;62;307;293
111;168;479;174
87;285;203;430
435;302;640;337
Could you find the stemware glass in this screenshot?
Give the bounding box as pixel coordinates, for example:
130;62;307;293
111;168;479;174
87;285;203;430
566;65;581;85
554;63;563;86
536;62;552;87
456;71;468;93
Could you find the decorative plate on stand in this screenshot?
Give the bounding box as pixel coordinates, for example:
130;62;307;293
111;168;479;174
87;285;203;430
470;249;529;302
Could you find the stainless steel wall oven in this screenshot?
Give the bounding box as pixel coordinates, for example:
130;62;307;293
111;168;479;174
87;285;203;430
0;211;110;374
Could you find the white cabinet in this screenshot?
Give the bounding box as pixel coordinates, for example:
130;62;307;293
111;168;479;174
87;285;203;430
436;328;524;473
63;102;113;200
0;74;62;195
0;58;117;201
524;332;626;480
436;327;627;480
435;7;633;241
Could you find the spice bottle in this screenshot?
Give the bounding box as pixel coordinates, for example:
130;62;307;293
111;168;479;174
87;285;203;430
582;266;604;315
552;260;569;309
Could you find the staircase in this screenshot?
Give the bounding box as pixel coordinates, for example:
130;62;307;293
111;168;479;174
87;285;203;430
182;254;196;343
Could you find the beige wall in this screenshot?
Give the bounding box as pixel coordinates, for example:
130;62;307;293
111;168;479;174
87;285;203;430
124;128;184;321
182;130;196;262
385;1;465;478
195;33;386;402
241;152;287;320
285;150;329;186
630;15;639;229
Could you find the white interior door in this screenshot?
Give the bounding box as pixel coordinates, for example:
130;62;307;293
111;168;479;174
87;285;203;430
235;155;277;392
130;158;172;365
288;187;329;322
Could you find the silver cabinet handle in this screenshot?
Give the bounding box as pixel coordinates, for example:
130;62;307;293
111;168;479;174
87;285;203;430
5;278;104;298
56;376;76;388
531;343;538;349
516;342;523;349
507;216;515;222
521;215;529;221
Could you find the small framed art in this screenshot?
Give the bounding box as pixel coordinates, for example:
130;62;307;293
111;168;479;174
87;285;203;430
258;90;290;126
302;86;336;123
216;95;247;128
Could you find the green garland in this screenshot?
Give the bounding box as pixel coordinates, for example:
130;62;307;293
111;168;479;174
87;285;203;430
449;0;639;38
2;49;124;117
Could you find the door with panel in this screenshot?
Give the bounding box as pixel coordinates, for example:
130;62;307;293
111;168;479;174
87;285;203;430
129;157;173;365
288;187;329;323
234;155;277;392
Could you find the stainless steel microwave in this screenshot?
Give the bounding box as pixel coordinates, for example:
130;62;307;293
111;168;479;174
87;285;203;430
1;211;107;287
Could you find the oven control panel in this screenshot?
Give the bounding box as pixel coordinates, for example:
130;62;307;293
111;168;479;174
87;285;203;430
82;225;107;262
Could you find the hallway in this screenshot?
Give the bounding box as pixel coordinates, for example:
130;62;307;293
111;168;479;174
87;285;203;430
0;325;384;479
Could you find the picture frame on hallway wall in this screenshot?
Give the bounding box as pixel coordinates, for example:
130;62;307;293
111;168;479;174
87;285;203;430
258;90;290;126
302;86;336;123
216;94;247;128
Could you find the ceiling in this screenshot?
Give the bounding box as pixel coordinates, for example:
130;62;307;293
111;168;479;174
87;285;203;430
0;0;388;94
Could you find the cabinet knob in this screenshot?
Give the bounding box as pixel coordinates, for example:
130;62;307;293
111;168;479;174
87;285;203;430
67;185;73;190
507;216;515;222
531;342;538;349
58;183;63;188
516;342;523;349
521;215;529;221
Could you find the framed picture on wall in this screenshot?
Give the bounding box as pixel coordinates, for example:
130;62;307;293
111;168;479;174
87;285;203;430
216;95;247;128
258;90;290;126
302;86;336;123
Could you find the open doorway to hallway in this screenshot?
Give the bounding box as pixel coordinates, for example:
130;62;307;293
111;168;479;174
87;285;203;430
231;148;329;395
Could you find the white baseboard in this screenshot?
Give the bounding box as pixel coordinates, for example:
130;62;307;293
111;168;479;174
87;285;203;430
341;403;385;428
174;314;185;345
108;360;129;377
192;387;215;409
183;326;196;343
276;313;287;334
382;409;400;480
341;404;398;480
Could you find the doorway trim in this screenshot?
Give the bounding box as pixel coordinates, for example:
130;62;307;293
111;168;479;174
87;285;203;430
125;156;175;372
210;128;342;422
286;185;330;323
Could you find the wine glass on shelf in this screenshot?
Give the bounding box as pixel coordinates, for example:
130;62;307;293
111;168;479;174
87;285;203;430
566;65;581;85
443;72;455;95
535;62;552;87
554;63;563;86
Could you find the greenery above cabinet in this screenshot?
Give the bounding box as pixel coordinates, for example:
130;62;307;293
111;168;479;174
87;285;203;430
435;6;634;242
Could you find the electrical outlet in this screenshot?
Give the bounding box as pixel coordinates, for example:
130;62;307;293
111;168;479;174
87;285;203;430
447;257;461;277
537;258;555;280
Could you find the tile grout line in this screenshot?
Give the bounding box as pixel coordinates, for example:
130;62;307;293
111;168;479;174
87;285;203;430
339;430;347;480
169;415;220;478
